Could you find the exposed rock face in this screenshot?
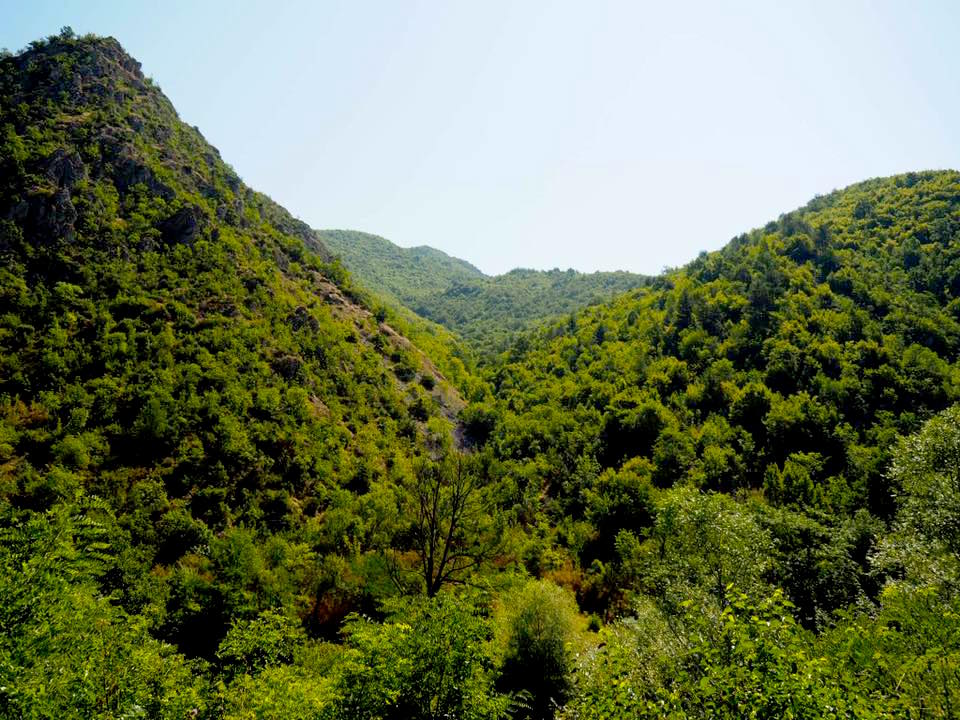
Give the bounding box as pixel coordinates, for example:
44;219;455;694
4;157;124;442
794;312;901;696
288;306;320;332
271;354;305;381
11;36;148;105
3;35;335;261
45;148;85;188
9;189;78;245
158;205;205;246
112;149;175;200
6;148;87;246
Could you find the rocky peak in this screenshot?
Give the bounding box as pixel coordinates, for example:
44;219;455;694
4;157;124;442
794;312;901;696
0;32;332;262
6;34;152;109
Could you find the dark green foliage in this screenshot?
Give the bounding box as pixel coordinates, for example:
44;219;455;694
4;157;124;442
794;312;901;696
481;171;960;614
820;585;960;717
334;594;510;720
495;580;582;719
875;403;960;588
565;582;960;719
0;502;207;718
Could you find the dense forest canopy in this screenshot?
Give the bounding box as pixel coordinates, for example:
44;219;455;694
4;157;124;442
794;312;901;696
1;29;960;719
0;25;474;672
320;228;650;355
482;170;960;518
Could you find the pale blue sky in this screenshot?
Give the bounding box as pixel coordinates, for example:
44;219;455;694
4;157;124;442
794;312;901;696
3;1;958;274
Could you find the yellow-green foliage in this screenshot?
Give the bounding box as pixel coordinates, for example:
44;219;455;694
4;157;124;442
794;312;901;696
0;31;476;663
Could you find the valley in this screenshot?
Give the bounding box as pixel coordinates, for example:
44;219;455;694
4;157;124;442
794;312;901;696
1;30;959;719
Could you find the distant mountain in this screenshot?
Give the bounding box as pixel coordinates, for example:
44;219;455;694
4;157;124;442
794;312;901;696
319;229;650;354
319;229;484;302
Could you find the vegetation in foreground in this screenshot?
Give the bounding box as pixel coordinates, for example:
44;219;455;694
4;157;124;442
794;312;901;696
1;29;959;718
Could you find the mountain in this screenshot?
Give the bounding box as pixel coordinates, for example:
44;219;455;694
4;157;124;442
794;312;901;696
319;229;484;301
3;30;960;720
319;228;650;354
0;29;472;672
482;170;960;498
461;169;960;716
474;169;960;607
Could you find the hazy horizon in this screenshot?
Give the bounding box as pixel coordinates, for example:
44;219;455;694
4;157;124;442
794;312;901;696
4;0;959;274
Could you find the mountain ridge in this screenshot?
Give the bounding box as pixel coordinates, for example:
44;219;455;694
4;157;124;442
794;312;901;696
319;228;651;354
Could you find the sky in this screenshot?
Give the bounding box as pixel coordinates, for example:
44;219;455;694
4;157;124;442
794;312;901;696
3;1;959;275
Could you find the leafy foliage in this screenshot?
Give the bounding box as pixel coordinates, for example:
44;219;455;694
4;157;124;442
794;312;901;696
495;579;584;719
0;503;206;719
477;170;960;619
0;28;478;673
334;594;510;720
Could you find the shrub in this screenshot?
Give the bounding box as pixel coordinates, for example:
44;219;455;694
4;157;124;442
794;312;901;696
496;579;583;719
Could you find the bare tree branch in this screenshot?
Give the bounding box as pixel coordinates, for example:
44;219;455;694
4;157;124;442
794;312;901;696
400;453;504;596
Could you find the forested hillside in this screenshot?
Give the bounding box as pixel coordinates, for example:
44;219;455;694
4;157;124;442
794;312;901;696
320;228;649;354
468;169;960;716
318;229;484;301
468;166;960;612
480;170;960;518
0;31;492;716
2;30;960;719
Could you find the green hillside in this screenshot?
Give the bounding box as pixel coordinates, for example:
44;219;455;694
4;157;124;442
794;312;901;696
473;167;960;590
320;228;650;354
481;170;960;505
2;30;960;720
0;31;488;715
467;170;960;716
318;229;484;302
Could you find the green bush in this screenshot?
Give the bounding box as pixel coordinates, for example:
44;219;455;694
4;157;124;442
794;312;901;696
496;579;583;719
332;593;510;720
218;609;307;677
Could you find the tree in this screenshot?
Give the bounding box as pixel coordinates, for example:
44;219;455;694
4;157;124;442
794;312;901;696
496;579;583;720
616;487;773;608
217;609;306;677
0;502;206;719
875;403;960;588
334;594;510;720
561;589;860;719
397;454;504;596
